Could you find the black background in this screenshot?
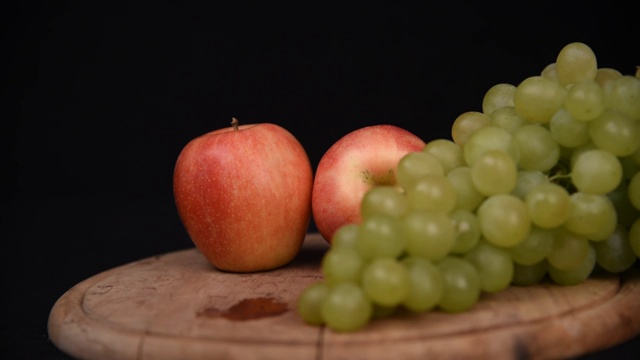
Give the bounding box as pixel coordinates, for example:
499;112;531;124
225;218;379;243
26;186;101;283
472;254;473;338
2;1;639;358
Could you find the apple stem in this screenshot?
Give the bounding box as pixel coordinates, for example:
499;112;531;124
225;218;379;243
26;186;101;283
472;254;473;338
231;117;239;131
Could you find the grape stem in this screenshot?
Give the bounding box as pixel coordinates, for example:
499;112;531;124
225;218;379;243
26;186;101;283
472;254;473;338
231;117;239;131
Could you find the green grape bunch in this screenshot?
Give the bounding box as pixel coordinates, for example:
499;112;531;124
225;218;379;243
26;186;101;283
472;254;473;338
298;42;640;332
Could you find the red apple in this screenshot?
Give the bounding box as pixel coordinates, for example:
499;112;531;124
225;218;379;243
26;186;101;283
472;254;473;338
173;119;313;272
312;124;426;243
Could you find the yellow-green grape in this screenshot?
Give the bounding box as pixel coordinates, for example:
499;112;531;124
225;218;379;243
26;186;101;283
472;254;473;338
547;227;590;271
464;240;514;293
564;192;617;237
569;141;597;169
511;170;548;199
402;210;456;261
437;257;481;312
451;111;492;146
477;194;531;248
555;42;597;86
357;214;405;259
508;226;554;265
571;149;622;195
397;151;444;189
463;125;520;166
514;76;566;124
514;124;560;172
588;109;640;157
525;182;571;229
548;246;596;286
490;106;527;134
605;75;640;120
592;225;637;273
470;150;518;196
450;209;481;254
564;80;606;121
423;139;464;174
482;83;516;115
549;109;591;148
297;282;329;325
360;185;408;220
321;246;365;285
447;167;486;211
512;261;548;286
321;283;372;332
594;67;623;88
541;63;558;80
361;258;410;307
405;174;457;213
331;224;360;248
401;256;444;312
607;182;640;228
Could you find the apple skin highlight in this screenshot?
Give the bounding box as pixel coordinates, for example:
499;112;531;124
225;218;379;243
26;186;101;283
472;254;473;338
173;122;314;272
311;124;426;243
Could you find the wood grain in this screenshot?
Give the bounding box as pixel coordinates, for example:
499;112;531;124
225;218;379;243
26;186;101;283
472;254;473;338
48;233;640;360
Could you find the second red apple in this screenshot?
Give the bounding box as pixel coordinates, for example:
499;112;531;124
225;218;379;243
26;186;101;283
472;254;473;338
311;124;426;243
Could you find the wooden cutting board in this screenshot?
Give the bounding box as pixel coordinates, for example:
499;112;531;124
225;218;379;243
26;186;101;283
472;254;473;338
48;233;640;360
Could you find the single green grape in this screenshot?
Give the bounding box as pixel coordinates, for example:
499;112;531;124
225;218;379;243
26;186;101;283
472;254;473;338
588;109;640;157
451;111;492;146
525;182;571;229
361;258;410;307
405;173;457;213
547;227;590;271
397;151;445;189
437;256;481;313
564;79;605;121
514;124;560;172
477;194;531;247
511;170;548;199
592;225;637;273
482;83;516;115
555;42;597;86
321;246;365;285
549;109;591;148
450;209;481;254
331;224;360;248
464;240;514;293
548;245;596;286
607;181;640;229
447;167;486;211
423;139;464;174
297;281;329;325
605;75;640;120
360;185;408;220
470;150;518;196
564;192;617;237
490;106;526;134
402;210;456;261
357;214;405;259
321;283;372;332
541;62;558;80
401;256;444;312
508;226;554;266
514;76;566;124
462;125;520;165
571;149;622;195
594;68;623;88
512;261;548;286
